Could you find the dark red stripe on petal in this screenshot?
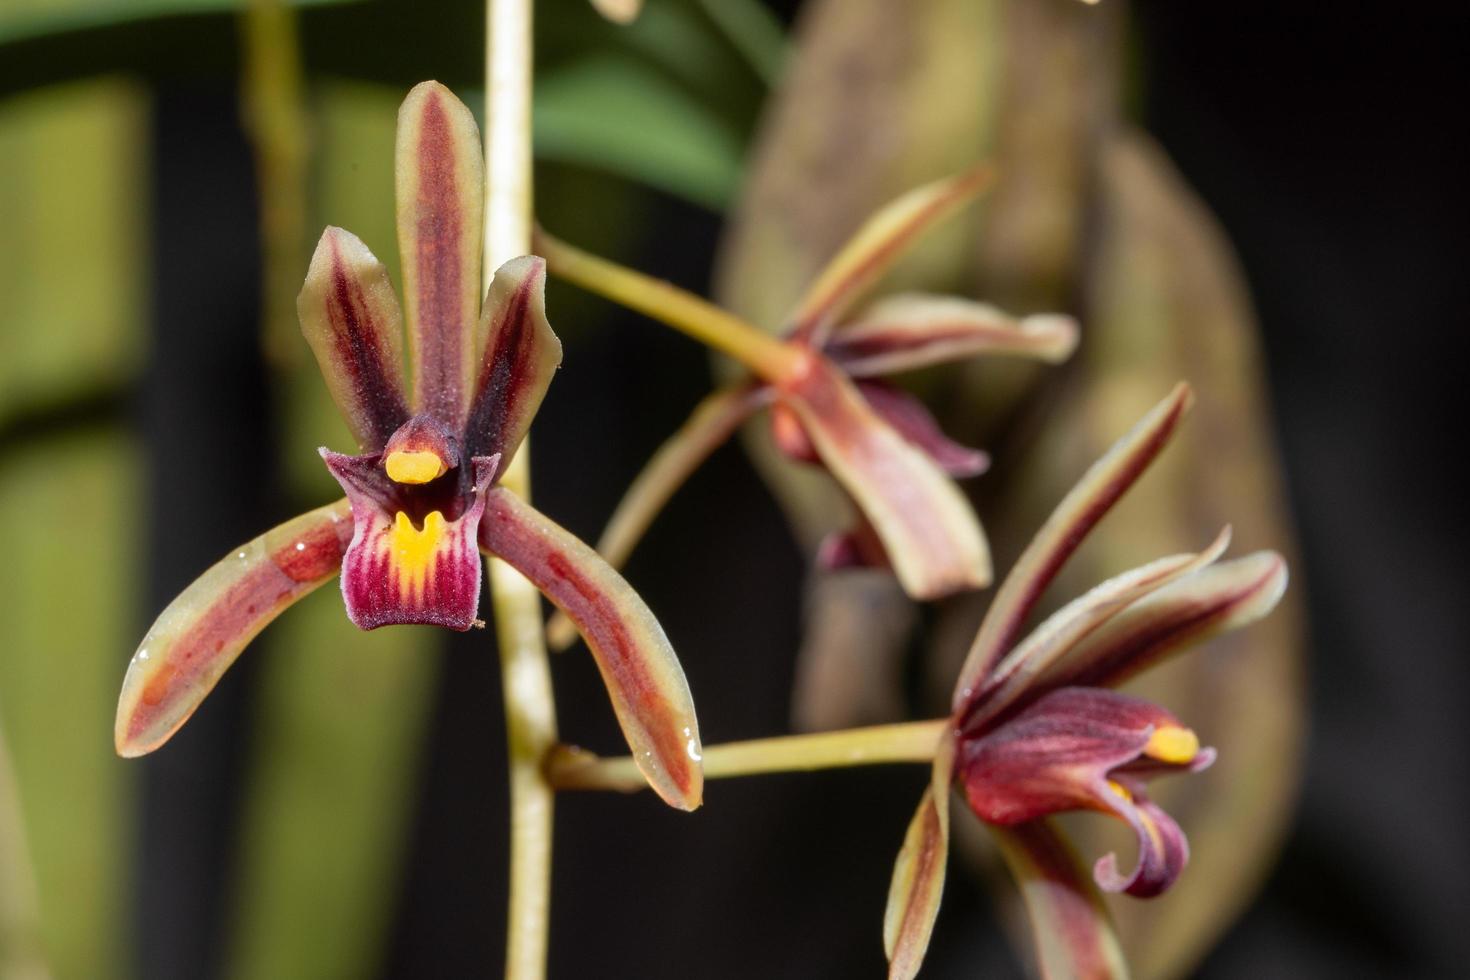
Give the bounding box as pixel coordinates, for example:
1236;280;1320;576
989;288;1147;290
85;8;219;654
480;487;702;810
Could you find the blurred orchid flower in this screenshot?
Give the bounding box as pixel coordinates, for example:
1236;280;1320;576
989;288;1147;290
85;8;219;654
884;384;1288;978
541;169;1077;648
115;82;702;810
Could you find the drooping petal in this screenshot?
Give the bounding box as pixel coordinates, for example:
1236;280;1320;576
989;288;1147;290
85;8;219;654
788;167;995;346
115;501;353;757
781;356;990;600
1093;783;1194;899
395;81;485;426
827;294;1079;378
952;383;1193;714
989;820;1129;980
964;528;1232;732
1036;551;1289;694
547;381;769;651
857;381;989;477
883;736;955;980
323;451;498;631
463;255;563;462
480;486;703;810
297;227;410;450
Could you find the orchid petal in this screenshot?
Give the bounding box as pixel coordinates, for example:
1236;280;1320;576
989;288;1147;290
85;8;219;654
782;356;990;600
115;501;353;757
789;167;995;346
1093;786;1193;899
322;451;497;631
990;820;1129;980
857;381;989;477
1037;551;1289;694
547;380;768;651
883;735;954;980
952;383;1193;713
463;255;563;463
828;294;1078;378
480;486;703;810
297;227;411;450
964;528;1232;731
395;81;485;426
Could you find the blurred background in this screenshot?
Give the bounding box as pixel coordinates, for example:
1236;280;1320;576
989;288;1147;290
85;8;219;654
0;1;1463;978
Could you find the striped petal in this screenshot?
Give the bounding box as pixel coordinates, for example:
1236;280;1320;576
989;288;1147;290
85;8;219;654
323;451;497;631
789;167;995;346
952;383;1193;715
883;735;954;980
480;486;703;810
297;226;410;450
857;381;989;477
395;81;485;426
1036;551;1289;694
547;381;769;651
827;294;1078;378
115;501;353;757
990;820;1129;980
781;356;990;600
964;528;1232;732
463;255;562;462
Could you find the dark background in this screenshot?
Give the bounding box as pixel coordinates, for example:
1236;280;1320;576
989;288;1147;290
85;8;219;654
34;1;1463;977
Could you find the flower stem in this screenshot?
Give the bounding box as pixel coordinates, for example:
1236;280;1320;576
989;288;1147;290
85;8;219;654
533;225;805;384
484;1;556;978
546;719;948;793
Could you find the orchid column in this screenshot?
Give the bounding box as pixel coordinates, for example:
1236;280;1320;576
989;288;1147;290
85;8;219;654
482;0;556;976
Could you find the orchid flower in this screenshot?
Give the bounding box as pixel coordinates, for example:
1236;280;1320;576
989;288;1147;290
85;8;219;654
883;383;1288;979
114;82;702;810
538;169;1078;649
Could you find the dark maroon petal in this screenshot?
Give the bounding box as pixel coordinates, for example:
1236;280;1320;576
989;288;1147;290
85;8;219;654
989;820;1129;979
827;294;1078;378
297;227;410;450
324;451;498;631
1093;787;1192;898
883;736;955;980
788;167;995;346
480;487;703;810
780;355;991;600
395;82;485;426
463;255;563;462
116;501;353;756
952;383;1193;718
857;381;989;477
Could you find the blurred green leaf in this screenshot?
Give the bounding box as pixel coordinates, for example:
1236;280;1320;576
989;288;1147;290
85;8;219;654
533;54;744;211
0;429;140;980
0;0;356;47
692;0;787;88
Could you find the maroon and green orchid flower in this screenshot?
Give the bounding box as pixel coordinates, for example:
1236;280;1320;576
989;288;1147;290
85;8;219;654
883;383;1289;979
114;82;703;810
541;169;1078;648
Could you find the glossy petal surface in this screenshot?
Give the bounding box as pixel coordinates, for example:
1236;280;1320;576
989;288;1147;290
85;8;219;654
991;820;1129;980
789;167;994;345
297;227;410;450
783;356;990;600
828;294;1078;378
463;255;563;462
323;452;496;631
395;81;485;425
953;383;1193;713
480;486;703;810
115;500;353;756
883;737;954;980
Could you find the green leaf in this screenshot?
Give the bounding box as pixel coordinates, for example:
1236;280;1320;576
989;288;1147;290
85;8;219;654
0;0;356;47
533;54;744;211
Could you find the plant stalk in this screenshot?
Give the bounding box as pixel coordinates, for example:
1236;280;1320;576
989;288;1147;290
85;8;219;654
484;1;557;978
547;719;948;793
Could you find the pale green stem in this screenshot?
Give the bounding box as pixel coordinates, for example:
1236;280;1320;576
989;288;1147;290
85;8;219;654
532;226;805;384
484;1;557;978
547;719;949;793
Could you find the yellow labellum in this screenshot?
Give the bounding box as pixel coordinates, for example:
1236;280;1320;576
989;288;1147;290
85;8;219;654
1144;725;1200;764
390;510;446;596
386;450;447;484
